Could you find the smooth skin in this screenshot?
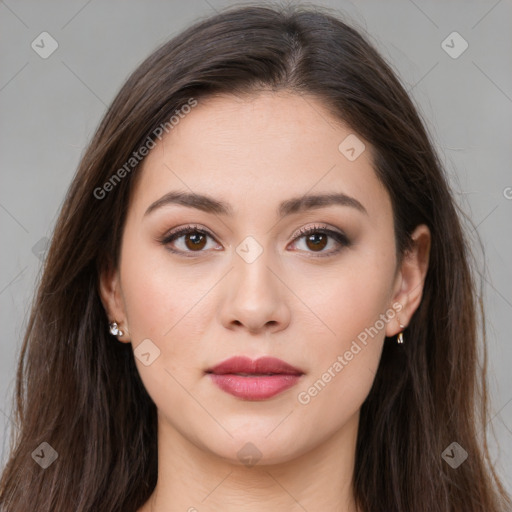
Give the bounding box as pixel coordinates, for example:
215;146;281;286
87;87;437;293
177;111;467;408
100;91;430;512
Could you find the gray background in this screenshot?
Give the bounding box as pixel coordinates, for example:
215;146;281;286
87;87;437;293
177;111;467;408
1;0;511;493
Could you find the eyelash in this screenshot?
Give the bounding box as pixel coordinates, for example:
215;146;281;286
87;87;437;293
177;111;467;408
159;223;350;258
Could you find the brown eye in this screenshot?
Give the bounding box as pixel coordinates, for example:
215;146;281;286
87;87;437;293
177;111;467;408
290;226;350;257
304;232;328;251
184;232;207;251
161;226;220;255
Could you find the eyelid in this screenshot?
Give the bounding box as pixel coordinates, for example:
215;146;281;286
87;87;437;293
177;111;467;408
287;223;350;257
161;223;215;241
159;223;220;249
290;223;345;240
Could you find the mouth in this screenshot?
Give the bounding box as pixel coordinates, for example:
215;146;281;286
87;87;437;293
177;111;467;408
222;372;284;376
206;356;304;400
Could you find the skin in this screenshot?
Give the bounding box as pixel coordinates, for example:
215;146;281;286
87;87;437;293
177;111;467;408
100;91;430;512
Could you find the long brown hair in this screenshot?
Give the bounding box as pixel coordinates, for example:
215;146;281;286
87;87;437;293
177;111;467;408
1;4;510;511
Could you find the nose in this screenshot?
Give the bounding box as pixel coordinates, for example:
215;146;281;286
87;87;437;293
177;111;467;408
218;249;291;335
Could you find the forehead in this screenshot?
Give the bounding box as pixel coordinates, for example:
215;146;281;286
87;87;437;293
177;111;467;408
130;91;391;221
158;91;350;168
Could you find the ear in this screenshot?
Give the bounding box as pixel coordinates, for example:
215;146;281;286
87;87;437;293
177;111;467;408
385;224;431;337
98;261;130;342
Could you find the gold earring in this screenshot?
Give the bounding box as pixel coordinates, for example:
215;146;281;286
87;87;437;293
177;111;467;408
397;323;405;344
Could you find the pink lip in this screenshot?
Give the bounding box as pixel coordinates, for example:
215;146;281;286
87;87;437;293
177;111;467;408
206;356;304;400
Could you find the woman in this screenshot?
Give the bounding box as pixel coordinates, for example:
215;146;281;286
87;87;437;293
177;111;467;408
0;4;510;511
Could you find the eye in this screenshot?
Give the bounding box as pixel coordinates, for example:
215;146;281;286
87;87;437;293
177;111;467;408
159;223;350;258
288;224;350;257
160;225;221;255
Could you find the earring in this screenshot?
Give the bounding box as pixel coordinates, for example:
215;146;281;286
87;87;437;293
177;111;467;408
397;323;405;344
109;322;124;337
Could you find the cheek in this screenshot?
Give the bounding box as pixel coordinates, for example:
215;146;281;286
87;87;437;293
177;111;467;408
293;281;388;437
119;237;213;340
292;249;395;343
292;248;394;411
120;249;213;415
118;242;220;405
295;339;382;447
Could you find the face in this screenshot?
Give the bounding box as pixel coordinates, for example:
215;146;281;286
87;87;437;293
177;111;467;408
100;91;429;465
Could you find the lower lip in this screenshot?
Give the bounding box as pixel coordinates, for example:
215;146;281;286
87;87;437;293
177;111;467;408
208;374;302;400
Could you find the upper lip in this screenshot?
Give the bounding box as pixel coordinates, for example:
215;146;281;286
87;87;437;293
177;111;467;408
206;356;304;375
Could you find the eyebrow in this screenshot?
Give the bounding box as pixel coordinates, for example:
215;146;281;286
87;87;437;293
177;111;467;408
144;191;368;218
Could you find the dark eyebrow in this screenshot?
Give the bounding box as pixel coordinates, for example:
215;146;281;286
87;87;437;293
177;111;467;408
278;192;367;217
144;191;233;217
144;191;367;217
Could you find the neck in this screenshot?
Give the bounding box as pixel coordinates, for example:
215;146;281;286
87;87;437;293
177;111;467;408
141;411;361;512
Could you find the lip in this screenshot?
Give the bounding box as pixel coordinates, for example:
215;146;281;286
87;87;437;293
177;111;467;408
206;356;304;400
